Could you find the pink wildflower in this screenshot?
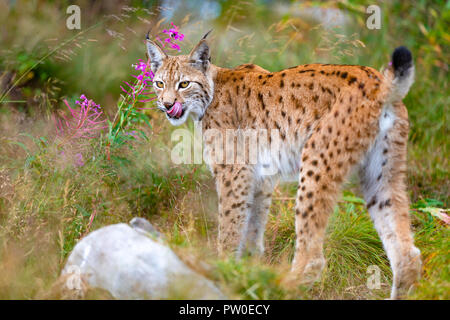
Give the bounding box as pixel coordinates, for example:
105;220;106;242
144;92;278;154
55;94;107;140
155;22;185;52
122;59;156;103
163;22;185;42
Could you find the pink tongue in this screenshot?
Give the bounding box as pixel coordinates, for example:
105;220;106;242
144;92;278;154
167;102;183;118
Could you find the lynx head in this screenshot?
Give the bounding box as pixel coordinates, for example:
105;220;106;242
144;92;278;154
146;31;214;126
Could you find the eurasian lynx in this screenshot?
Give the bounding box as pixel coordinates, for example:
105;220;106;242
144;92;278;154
145;32;421;299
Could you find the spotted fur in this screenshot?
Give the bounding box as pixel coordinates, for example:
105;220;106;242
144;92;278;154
146;37;421;299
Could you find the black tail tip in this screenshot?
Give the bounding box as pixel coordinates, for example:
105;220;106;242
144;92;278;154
392;46;413;76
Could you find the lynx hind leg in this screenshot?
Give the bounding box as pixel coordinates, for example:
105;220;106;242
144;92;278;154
291;100;380;284
360;103;421;299
215;165;256;257
238;178;275;257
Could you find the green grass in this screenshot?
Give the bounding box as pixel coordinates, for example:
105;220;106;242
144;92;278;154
1;110;447;299
0;0;448;299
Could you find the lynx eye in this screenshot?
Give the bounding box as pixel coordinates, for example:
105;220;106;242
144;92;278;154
179;81;190;89
155;81;164;88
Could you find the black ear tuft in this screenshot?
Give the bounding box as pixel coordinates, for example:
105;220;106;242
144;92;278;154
201;29;213;40
392;46;413;78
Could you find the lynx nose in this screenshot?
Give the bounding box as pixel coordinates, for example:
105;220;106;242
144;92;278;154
163;102;174;110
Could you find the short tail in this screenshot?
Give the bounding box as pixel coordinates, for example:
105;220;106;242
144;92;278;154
387;46;415;102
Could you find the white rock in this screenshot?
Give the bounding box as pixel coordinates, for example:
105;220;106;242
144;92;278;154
62;220;224;299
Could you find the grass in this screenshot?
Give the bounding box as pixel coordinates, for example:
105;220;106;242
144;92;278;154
0;0;448;299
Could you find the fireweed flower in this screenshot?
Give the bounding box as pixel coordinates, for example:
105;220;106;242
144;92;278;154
120;58;156;106
53;94;107;167
156;22;185;51
111;58;157;145
163;22;185;42
55;94;108;140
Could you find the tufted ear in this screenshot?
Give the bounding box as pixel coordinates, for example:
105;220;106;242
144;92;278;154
146;38;168;73
188;30;212;72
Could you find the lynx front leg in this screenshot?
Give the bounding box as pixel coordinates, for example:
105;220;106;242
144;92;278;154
215;165;256;257
238;178;275;257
